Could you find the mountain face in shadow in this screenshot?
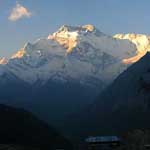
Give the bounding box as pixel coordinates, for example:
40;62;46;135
0;25;137;129
91;52;150;133
0;77;102;130
69;52;150;138
1;25;149;142
0;104;72;150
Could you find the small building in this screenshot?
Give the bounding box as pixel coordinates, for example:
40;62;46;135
84;136;121;150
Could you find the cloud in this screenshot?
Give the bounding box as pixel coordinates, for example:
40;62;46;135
8;2;32;21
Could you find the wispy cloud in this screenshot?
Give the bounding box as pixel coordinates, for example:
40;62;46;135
8;2;32;21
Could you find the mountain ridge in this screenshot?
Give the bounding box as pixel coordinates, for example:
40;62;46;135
0;24;137;85
0;25;150;136
114;33;150;64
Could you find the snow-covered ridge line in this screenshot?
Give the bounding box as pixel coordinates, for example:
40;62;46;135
48;24;102;54
114;33;150;64
0;24;141;85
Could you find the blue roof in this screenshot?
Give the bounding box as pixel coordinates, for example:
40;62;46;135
85;136;120;143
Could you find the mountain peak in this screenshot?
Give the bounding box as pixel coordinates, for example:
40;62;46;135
57;24;80;32
114;33;150;53
82;24;95;32
48;24;105;53
56;24;95;33
114;33;150;64
48;25;80;53
0;24;138;84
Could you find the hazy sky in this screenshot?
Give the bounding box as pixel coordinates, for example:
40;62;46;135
0;0;150;57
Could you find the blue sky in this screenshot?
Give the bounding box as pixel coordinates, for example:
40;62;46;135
0;0;150;57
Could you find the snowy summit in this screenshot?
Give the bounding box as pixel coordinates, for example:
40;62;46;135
0;24;143;86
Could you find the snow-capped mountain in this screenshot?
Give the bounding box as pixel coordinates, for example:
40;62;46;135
114;33;150;64
0;24;146;131
0;24;137;86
